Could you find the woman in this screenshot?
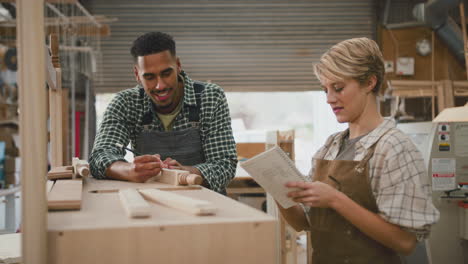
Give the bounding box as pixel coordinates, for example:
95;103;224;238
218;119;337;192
279;38;439;263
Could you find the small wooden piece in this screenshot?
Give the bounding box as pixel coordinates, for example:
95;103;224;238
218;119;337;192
139;189;217;216
119;189;151;218
46;180;54;194
47;166;73;180
48;179;82;210
151;168;202;186
72;157;90;178
0;233;21;264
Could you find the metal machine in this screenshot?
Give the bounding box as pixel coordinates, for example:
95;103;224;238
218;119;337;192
426;106;468;264
398;105;468;264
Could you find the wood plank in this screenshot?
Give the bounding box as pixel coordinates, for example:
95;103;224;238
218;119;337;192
89;186;202;194
0;24;111;37
0;0;77;2
460;2;468;78
139;189;217;216
17;0;47;263
48;179;82;210
47;166;73;180
118;189;151;218
0;233;21;264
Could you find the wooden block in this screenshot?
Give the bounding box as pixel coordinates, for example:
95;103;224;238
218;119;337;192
119;189;151;218
48;179;82;210
180;174;203;185
72;157;90;178
47;166;73;180
148;169;202;186
157;168;189;185
139;189;217;216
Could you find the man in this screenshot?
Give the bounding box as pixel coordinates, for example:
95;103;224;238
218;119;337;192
89;32;237;194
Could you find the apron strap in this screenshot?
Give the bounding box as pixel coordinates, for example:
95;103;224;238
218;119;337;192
187;81;204;123
139;81;205;126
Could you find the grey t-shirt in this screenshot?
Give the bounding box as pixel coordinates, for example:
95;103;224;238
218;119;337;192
335;133;366;161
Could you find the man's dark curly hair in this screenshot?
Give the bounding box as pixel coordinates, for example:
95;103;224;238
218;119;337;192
130;32;176;62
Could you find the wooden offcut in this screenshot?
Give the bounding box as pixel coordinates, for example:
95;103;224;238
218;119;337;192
149;168;203;186
72;157;90;178
47;166;73;180
139;189;217;216
48;179;82;210
119;188;151;218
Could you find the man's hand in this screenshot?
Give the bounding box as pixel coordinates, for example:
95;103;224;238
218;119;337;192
162;157;182;170
106;154;167;183
162;157;204;181
127;154;167;182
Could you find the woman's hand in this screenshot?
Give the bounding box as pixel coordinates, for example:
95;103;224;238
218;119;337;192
286;181;340;208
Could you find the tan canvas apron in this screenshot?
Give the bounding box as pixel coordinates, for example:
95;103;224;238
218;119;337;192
308;142;401;264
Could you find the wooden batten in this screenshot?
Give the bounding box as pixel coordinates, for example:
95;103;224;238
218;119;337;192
0;0;77;2
48;179;83;210
0;24;111;37
139;189;217;216
47;166;73;180
17;0;47;263
119;189;151;218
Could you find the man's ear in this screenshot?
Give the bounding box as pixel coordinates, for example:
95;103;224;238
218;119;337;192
176;57;182;73
133;65;141;83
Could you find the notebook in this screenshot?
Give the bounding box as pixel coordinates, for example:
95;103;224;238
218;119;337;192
240;146;307;208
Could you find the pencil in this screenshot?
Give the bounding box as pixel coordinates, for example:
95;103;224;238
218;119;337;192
115;143;142;156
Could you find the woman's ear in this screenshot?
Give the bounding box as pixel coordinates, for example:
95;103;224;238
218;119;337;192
366;75;377;94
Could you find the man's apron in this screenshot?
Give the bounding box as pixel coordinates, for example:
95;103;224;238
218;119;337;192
135;82;206;166
308;140;401;264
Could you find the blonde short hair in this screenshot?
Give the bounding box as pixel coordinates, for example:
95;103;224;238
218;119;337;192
313;37;385;94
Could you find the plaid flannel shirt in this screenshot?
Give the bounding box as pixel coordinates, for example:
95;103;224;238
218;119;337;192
89;72;237;193
307;118;439;240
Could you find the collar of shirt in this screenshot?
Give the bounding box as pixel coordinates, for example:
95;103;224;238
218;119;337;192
328;118;396;159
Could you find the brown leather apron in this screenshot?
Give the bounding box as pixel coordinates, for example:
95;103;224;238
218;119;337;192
308;142;401;264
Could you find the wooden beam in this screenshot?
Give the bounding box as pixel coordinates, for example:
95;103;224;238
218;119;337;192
48;179;82;210
119;189;151;218
453;81;468;96
47;166;73;180
460;2;468;79
0;0;77;3
17;0;47;263
0;24;111;37
139;189;217;216
388;80;439;98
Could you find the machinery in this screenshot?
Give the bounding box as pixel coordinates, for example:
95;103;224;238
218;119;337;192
426;105;468;264
397;105;468;264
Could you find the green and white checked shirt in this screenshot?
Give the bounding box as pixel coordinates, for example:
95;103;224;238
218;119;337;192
89;72;237;193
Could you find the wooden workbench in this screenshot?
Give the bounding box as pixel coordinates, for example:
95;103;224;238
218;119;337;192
48;178;276;264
